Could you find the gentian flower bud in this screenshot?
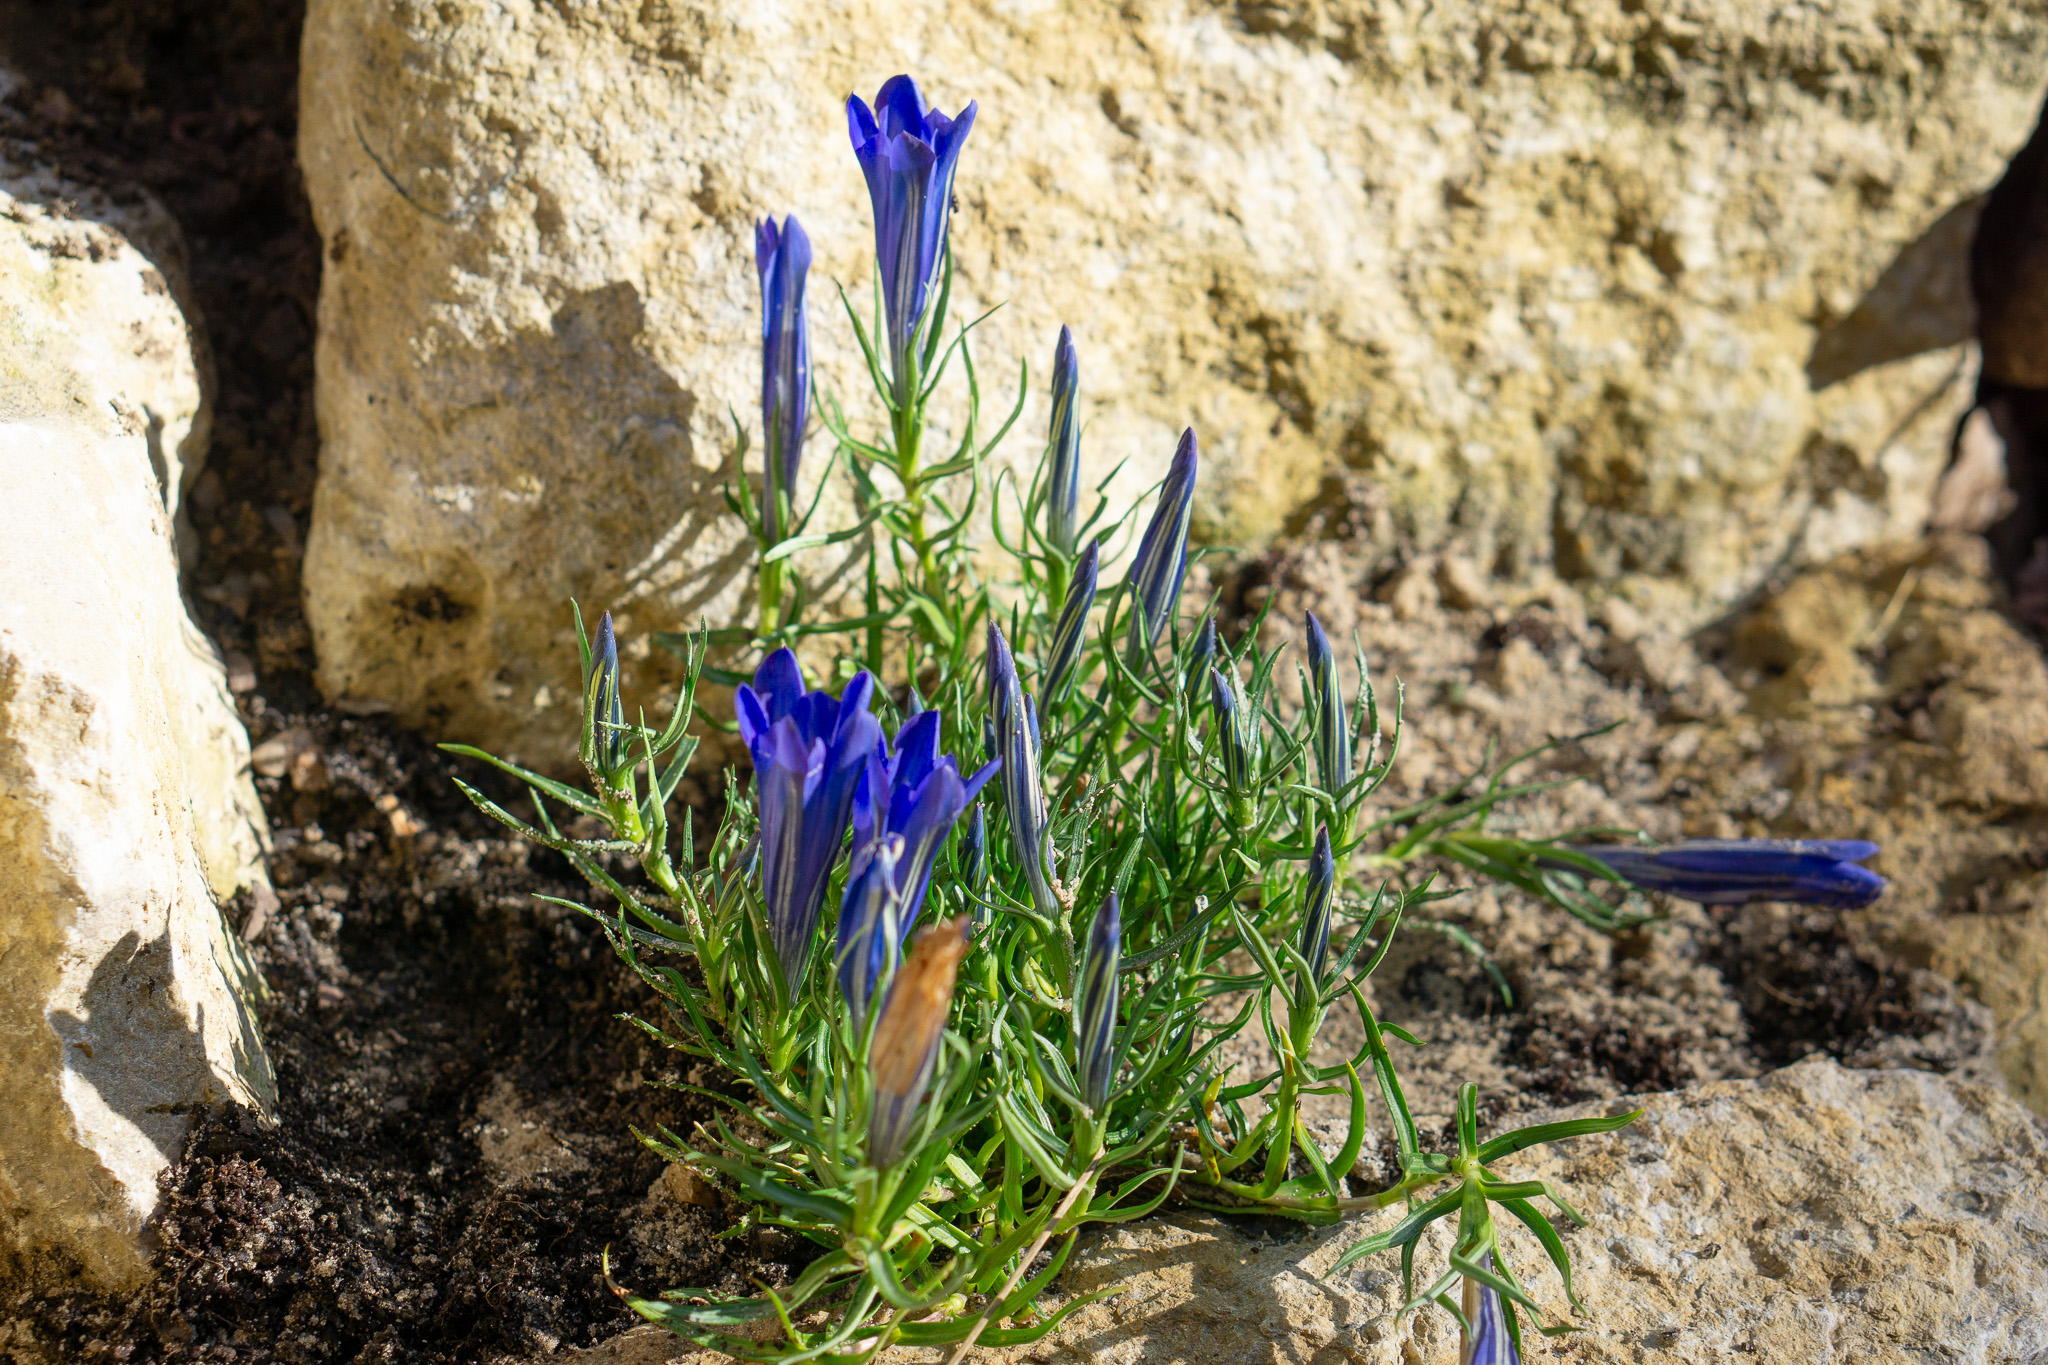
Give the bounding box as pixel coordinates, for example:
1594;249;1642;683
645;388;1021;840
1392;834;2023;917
584;610;628;780
986;622;1059;922
842;709;997;978
846;76;977;401
1045;325;1081;555
1125;428;1198;666
1564;838;1886;908
961;805;987;893
1207;665;1261;800
1043;538;1099;703
1465;1255;1519;1365
837;833;906;1031
1304;612;1350;799
1073;893;1121;1113
1184;614;1218;696
755;215;811;543
736;649;885;992
1299;824;1335;992
868;915;971;1168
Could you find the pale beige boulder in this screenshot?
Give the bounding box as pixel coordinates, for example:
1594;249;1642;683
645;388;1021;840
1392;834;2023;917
549;1059;2047;1365
0;168;276;1291
298;0;2046;761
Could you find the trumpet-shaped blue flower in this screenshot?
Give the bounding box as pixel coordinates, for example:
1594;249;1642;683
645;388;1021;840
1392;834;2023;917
1567;838;1886;908
836;833;906;1031
1299;823;1335;992
584;610;628;781
1304;613;1350;799
838;710;997;1018
736;649;884;992
986;622;1058;921
1125;428;1198;665
1045;325;1082;554
846;76;977;397
1044;538;1098;703
755;216;812;544
1074;893;1121;1112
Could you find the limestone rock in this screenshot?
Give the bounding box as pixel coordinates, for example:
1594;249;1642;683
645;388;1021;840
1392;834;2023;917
0;169;275;1291
298;0;2046;760
540;1059;2046;1365
1018;1059;2047;1365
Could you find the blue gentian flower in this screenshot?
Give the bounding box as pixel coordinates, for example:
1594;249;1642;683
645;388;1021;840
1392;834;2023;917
838;710;997;1018
836;833;906;1031
1467;1256;1519;1365
1304;613;1350;799
735;649;884;991
986;622;1059;921
846;76;977;399
755;215;812;544
1125;428;1198;665
584;610;628;780
1045;325;1081;555
1074;893;1121;1112
868;916;971;1168
1566;838;1886;908
1299;823;1335;992
1043;538;1098;703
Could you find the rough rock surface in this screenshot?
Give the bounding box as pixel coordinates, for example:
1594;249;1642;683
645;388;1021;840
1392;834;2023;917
0;166;275;1291
299;0;2047;760
548;1059;2048;1365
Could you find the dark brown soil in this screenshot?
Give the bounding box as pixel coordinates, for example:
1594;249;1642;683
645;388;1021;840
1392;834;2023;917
0;3;1997;1363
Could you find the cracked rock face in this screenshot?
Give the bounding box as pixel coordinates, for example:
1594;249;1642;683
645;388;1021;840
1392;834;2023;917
0;164;275;1292
299;0;2047;761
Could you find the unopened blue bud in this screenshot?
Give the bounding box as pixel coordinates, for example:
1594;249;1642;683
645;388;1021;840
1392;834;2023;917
755;215;812;543
1207;665;1260;799
1467;1256;1520;1365
1304;613;1350;799
1124;428;1198;667
987;622;1058;921
1045;325;1081;555
867;916;971;1168
1074;893;1121;1112
1185;614;1218;695
1300;824;1335;992
1563;838;1886;909
586;611;628;780
837;834;906;1032
1044;538;1098;703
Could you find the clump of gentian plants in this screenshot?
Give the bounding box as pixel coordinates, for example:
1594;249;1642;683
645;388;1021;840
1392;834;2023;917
445;73;1889;1365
